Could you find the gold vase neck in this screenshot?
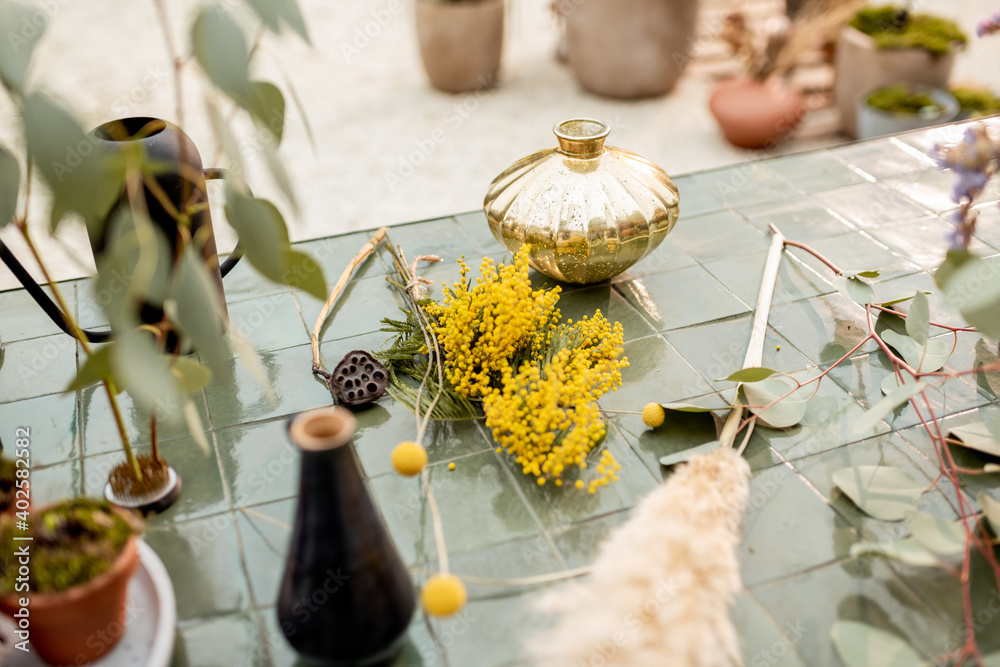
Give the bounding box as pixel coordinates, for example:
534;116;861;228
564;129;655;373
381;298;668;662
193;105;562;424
553;118;609;158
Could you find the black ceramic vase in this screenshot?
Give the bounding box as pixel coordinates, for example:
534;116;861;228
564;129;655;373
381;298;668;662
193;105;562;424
278;407;416;665
89;117;228;327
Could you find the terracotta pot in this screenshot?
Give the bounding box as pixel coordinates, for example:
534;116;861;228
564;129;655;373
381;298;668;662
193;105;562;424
709;76;805;150
563;0;699;99
415;0;504;93
0;535;139;666
834;26;961;139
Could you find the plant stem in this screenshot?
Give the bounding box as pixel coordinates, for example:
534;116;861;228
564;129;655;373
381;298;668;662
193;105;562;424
770;223;843;274
150;410;159;464
870;304;978;332
152;0;189;208
17;224;141;480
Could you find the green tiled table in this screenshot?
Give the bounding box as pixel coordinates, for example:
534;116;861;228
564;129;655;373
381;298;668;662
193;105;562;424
3;120;1000;666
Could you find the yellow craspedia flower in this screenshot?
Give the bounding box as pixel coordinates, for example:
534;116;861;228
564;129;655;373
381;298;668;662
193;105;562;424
642;403;665;428
421;574;467;617
391;441;427;476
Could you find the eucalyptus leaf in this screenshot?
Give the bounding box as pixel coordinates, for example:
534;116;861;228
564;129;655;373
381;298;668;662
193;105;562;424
742;375;808;428
854;270;881;279
879;370;919;398
831;620;927;667
183;399;211;456
905;291;929;345
948;422;1000;458
907;512;966;555
853;372;927;435
110;329;179;412
979;492;1000;532
833;274;874;305
718;367;777;383
22;92;123;230
262;137;298;215
283;248;327;301
224;182;289;282
878;292;931;308
659;440;722;467
832;465;924;521
659;401;720;413
880;329;951;373
849;539;940;567
248;81;285;145
169;247;230;363
191;6;251;102
934;248;974;289
206;102;244;174
0;1;46;92
67;345;114;391
170;356;213;394
0;144;20;227
243;0;310;42
943;255;1000;339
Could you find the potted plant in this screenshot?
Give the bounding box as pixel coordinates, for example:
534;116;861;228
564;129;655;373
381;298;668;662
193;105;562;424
415;0;504;93
709;0;863;149
558;0;698;98
856;83;959;138
834;4;967;137
951;85;1000;119
0;0;326;511
0;498;144;665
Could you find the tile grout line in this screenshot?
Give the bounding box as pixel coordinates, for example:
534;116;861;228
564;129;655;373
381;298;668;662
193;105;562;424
478;420;570;572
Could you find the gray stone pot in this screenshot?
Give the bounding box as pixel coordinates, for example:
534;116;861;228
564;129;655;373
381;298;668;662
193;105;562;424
562;0;699;99
856;85;959;140
415;0;504;93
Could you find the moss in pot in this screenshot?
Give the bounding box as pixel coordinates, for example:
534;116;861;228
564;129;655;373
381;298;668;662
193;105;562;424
866;84;946;116
951;86;1000;119
857;83;959;139
0;498;144;665
836;4;968;137
850;5;967;56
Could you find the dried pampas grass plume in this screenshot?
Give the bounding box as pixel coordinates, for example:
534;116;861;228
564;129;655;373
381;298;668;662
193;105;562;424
531;447;751;667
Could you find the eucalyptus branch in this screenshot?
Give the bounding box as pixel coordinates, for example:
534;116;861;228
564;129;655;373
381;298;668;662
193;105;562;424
16;222;140;480
769;223;843;274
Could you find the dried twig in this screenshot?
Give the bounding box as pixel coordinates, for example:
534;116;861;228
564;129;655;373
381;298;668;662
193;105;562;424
310;227;388;374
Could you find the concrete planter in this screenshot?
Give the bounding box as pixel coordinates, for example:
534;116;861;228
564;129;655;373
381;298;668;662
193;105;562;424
834;25;961;138
563;0;699;99
415;0;504;93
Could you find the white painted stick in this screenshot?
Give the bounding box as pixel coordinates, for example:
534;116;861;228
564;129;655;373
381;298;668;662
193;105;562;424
719;227;786;448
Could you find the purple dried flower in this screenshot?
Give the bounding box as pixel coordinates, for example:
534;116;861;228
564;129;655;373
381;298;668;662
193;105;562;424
978;11;1000;37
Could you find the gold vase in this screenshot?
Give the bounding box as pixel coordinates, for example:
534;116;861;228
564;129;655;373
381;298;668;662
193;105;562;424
483;119;680;284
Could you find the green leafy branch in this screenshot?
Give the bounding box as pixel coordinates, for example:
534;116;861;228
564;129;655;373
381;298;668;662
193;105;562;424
644;221;1000;664
0;0;324;487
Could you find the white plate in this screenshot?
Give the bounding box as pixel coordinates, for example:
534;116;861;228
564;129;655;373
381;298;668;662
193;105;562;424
0;540;176;666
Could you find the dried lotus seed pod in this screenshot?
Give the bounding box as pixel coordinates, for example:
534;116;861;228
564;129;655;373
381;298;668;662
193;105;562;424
330;350;388;405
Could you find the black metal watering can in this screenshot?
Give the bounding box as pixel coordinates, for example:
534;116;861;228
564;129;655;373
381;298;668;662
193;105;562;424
0;117;242;343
